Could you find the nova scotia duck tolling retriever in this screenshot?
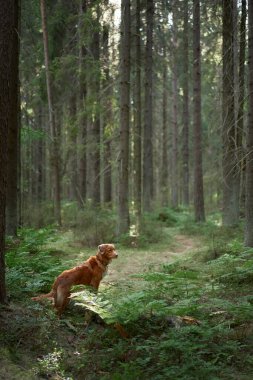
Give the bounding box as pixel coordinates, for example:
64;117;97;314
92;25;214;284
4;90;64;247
32;243;118;316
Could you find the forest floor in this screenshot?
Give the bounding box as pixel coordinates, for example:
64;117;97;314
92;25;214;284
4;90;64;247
107;234;200;283
1;222;253;379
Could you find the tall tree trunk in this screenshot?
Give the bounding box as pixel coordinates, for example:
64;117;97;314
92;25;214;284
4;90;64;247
6;0;20;236
238;0;246;212
143;0;154;212
40;0;61;226
118;0;131;235
182;0;190;206
0;0;17;303
37;104;45;204
245;0;253;246
133;0;142;216
161;45;168;206
103;134;112;204
36;104;45;227
193;0;205;222
171;7;179;209
233;0;241;222
222;0;237;226
102;22;112;205
77;0;87;206
69;94;78;201
86;1;100;204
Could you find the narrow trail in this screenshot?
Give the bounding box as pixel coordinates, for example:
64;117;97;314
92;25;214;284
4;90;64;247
106;234;200;284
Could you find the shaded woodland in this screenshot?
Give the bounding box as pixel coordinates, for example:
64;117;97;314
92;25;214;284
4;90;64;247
1;0;253;379
1;0;252;240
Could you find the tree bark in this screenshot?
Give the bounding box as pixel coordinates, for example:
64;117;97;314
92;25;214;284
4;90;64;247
69;94;78;201
171;7;179;209
222;0;238;226
193;0;205;222
118;0;131;235
37;104;46;204
40;0;61;226
182;0;190;206
161;45;168;206
245;0;253;246
86;1;100;204
6;0;20;236
133;0;142;216
238;0;246;212
232;0;241;223
0;0;16;303
143;0;154;212
102;24;113;205
77;0;87;206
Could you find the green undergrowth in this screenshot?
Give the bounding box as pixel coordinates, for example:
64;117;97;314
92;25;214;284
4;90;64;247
62;202;183;248
1;219;253;379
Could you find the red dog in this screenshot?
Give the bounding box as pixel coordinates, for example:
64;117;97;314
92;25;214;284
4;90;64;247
32;244;118;316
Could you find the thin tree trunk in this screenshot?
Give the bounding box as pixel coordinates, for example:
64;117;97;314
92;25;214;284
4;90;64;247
143;0;154;212
86;1;100;204
171;8;179;209
69;94;78;201
6;0;20;236
40;0;61;226
193;0;205;222
102;24;112;205
233;0;241;222
222;0;237;226
118;0;131;235
103;135;112;204
36;104;45;227
37;104;45;204
0;0;16;303
238;0;246;212
182;0;190;206
245;0;253;246
77;0;87;206
161;45;168;206
133;0;142;216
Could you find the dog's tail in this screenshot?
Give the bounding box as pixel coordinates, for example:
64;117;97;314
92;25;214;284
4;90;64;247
31;290;54;301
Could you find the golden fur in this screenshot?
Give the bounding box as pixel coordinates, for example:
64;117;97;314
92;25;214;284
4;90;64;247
32;244;118;316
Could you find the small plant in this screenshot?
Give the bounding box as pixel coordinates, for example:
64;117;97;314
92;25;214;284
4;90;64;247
36;349;70;379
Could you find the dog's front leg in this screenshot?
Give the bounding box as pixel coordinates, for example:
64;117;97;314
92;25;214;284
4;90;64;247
90;278;100;291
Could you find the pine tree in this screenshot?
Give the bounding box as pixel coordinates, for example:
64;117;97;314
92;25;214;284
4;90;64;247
193;0;205;221
118;0;131;235
245;0;253;246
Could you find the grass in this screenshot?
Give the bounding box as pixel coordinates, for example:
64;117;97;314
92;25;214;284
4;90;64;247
1;213;253;379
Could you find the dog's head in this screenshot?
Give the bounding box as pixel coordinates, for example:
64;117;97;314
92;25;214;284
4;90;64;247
98;244;118;260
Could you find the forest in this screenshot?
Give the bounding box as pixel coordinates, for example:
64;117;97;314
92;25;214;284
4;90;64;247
1;0;253;379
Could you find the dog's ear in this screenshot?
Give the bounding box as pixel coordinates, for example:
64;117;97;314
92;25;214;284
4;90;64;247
98;244;105;254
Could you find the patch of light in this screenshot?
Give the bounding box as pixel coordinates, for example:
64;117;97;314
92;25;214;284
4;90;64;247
109;0;121;27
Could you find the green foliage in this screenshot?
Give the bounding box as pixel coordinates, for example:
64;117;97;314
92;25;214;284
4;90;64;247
156;206;190;227
21;126;47;142
139;213;166;245
21;201;56;228
156;207;178;226
3;220;253;379
62;202;117;246
119;212;173;248
6;227;64;298
73;222;253;378
36;349;66;379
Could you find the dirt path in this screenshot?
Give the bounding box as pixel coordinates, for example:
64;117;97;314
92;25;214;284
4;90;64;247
105;234;200;284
